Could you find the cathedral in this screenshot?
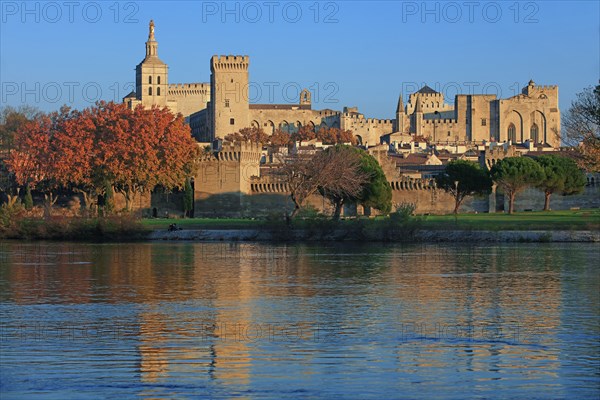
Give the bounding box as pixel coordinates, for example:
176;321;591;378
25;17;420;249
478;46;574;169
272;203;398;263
124;21;561;149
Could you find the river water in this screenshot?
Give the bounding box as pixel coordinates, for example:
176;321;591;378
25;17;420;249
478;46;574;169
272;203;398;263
1;241;599;399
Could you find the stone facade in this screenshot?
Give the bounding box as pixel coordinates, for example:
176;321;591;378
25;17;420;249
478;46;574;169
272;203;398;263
125;21;560;149
399;83;560;148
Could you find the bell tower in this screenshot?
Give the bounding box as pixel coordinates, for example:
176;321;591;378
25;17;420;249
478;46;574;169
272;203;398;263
135;20;168;107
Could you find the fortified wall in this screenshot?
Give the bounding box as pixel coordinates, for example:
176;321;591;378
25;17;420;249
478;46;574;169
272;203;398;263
193;141;262;217
167;83;210;118
340;110;394;146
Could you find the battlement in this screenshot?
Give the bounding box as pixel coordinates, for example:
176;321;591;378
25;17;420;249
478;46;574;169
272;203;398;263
413;92;443;98
318;110;341;116
211;55;250;71
168;82;210;96
342;113;363;118
423;118;457;124
168;82;209;89
342;114;392;124
250;176;289;194
389;176;437;191
367;118;392;124
216;141;263;162
522;83;558;96
197;141;262;163
537;85;557;90
250;174;439;194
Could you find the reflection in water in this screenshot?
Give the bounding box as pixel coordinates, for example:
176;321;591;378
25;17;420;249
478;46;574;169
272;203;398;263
0;242;598;398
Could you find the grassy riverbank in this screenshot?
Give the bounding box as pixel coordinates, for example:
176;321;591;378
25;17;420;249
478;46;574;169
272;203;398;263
2;209;598;241
0;215;148;241
143;209;600;232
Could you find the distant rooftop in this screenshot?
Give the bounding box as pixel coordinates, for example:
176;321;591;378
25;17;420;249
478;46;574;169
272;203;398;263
416;85;439;95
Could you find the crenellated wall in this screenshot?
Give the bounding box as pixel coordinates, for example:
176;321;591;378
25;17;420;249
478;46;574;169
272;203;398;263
167;83;210;118
340;113;394;146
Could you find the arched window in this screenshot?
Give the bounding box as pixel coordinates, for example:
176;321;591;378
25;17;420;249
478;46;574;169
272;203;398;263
266;120;275;134
530;123;539;143
508;123;516;142
157;76;161;84
148;87;152;96
149;76;152;84
157;87;160;96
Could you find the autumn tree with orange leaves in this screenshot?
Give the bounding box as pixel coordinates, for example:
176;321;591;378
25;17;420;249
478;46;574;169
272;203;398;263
270;129;293;146
225;126;270;144
7;101;198;213
7;113;61;213
291;124;316;144
316;127;356;145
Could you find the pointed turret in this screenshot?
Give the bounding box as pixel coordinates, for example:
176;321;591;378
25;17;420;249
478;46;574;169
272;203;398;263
395;93;405;133
396;93;404;113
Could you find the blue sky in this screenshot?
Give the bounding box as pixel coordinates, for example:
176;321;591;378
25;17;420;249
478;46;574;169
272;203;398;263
1;1;598;119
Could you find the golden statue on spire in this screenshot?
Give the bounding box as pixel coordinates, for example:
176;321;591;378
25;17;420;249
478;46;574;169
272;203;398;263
149;20;155;39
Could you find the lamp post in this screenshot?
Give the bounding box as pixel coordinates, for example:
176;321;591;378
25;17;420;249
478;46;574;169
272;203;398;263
454;180;459;223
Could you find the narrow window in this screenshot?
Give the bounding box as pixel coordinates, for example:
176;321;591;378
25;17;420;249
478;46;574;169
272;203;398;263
149;87;152;96
530;124;539;143
225;99;230;108
157;87;160;96
149;76;152;84
508;123;516;142
157;76;161;84
230;118;235;125
481;118;487;126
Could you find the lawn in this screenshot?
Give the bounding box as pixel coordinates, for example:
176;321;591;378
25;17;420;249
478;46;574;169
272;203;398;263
142;209;600;232
419;209;600;231
141;217;265;230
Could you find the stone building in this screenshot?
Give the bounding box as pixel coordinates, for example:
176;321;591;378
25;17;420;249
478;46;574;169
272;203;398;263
124;21;561;150
395;82;560;148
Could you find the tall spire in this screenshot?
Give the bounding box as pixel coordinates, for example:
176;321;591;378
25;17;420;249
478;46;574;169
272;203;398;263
396;93;404;113
145;19;158;58
149;19;155;40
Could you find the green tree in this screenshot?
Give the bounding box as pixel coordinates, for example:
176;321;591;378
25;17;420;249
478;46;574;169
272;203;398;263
284;146;369;219
436;159;492;214
183;177;194;217
534;155;585;211
490;156;545;214
562;160;587;196
319;146;392;219
358;150;392;215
